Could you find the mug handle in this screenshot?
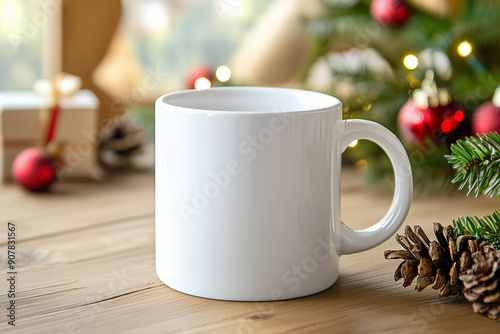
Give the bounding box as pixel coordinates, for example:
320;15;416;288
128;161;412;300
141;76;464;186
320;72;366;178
339;119;413;255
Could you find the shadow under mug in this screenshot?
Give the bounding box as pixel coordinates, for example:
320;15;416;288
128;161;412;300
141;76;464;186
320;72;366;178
155;87;413;301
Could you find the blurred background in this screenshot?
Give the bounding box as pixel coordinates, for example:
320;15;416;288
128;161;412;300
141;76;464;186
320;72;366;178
1;0;500;192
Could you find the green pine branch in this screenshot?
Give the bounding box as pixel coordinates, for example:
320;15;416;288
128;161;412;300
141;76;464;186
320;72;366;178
453;210;500;249
446;132;500;198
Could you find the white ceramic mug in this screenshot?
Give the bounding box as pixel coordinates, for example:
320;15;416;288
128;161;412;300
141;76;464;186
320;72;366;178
155;87;412;301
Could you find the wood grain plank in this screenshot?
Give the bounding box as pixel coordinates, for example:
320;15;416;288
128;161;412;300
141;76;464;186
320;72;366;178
1;168;499;333
0;171;155;242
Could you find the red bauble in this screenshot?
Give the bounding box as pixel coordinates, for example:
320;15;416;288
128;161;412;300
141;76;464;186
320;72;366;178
12;148;57;192
185;64;213;89
398;99;465;145
370;0;410;26
472;101;500;135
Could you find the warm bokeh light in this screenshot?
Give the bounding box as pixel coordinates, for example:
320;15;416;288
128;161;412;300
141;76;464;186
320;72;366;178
194;77;211;90
441;120;452;133
454;110;464;122
140;0;169;32
215;66;231;82
0;0;23;33
458;41;472;57
355;159;368;169
349;140;358;148
403;55;418;70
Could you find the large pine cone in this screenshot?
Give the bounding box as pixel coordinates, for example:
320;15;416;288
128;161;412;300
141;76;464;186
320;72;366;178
384;223;485;296
460;245;500;321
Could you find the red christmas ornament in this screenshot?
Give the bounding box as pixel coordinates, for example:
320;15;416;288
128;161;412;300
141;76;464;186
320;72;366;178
185;64;213;89
472;101;500;135
398;99;465;145
12;148;57;192
370;0;410;26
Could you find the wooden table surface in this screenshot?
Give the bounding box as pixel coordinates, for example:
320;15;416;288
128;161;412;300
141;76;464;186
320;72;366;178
1;159;499;333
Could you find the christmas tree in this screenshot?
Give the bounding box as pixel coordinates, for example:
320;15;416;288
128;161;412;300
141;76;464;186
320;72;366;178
302;0;500;191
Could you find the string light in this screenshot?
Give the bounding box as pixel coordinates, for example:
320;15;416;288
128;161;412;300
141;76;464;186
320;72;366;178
458;41;472;57
441;110;465;133
215;66;231;82
454;110;464;122
355;159;368;169
441;120;452;133
403;55;418;70
194;77;211;90
349;140;358;148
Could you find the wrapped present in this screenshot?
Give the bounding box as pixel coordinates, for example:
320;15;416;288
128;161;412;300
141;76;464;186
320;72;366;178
0;89;99;181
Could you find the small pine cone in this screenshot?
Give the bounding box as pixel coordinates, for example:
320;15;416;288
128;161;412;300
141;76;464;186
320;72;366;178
98;115;146;168
384;223;485;297
460;245;500;321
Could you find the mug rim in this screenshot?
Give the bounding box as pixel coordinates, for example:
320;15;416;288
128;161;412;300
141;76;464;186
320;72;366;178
157;86;341;115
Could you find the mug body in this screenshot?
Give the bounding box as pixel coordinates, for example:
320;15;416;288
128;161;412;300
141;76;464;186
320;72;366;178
155;87;343;301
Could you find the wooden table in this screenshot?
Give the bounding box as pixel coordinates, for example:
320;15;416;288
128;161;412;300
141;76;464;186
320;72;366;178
1;161;499;333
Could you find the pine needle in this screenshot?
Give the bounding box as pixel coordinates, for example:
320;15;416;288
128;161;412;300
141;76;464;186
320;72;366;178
446;132;500;198
453;210;500;249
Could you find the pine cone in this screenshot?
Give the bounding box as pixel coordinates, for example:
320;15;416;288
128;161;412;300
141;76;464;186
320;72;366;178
384;223;486;296
460;245;500;321
98;116;145;168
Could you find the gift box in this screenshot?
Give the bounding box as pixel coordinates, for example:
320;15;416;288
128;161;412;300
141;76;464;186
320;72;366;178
0;90;99;181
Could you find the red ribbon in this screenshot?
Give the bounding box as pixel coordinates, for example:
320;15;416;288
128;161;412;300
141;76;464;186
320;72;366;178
45;103;60;145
